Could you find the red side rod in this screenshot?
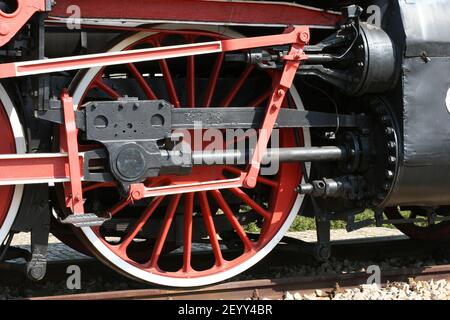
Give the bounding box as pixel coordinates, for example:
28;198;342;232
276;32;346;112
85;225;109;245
0;27;306;79
60;92;84;214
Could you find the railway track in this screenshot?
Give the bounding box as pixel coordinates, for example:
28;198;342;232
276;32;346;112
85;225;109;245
28;264;450;300
3;236;450;300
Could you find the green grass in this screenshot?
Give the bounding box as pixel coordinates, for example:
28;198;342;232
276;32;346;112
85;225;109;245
288;209;397;232
243;208;398;233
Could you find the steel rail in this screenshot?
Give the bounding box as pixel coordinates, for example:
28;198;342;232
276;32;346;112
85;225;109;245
15;237;450;300
27;264;450;300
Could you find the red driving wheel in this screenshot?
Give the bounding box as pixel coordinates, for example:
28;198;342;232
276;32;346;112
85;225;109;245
54;26;310;286
0;84;26;247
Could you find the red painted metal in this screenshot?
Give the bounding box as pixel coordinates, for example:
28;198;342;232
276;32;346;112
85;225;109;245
0;27;306;79
61;92;84;215
93;78;122;100
244;41;308;188
129;172;246;200
107;198;133;217
156;39;182;108
210;189;253;251
49;0;341;28
221;65;254;108
229;187;271;219
183;193;194;272
187;37;196;108
0;100;18;228
121;26;308;199
147;194;181;269
0;154;81;184
127;63;158;100
0;41;222;78
0;0;47;47
202;52;224;107
117;196;165;252
198;191;224;267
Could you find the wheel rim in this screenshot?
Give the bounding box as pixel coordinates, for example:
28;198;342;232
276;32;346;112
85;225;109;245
0;84;26;245
385;207;450;241
65;26;310;287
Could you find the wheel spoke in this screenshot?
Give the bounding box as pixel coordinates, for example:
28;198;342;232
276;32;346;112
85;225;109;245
203;53;224;107
159;59;180;107
119;196;165;251
108;198;133;217
220;65;254;107
183;193;194;272
148;194;182;269
209;189;253;251
223;166;278;188
198;191;224;266
155;40;180;108
255;176;278;188
249;89;271;108
127;63;158;100
93;78;122;100
187;55;196;108
230;188;271;220
82;182;116;193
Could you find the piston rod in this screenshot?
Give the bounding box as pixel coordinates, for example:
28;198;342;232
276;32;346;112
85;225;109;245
188;146;347;165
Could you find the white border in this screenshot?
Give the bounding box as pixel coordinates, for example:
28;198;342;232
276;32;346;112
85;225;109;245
73;27;311;287
0;84;26;245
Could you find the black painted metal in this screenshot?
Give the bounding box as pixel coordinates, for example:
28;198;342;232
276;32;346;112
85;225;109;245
297;21;397;96
382;0;450;206
38;99;365;130
398;0;450;58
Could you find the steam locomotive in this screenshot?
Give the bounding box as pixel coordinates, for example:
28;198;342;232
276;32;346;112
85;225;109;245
0;0;448;287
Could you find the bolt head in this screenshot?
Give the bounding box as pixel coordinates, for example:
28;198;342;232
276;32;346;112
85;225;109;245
277;89;285;97
132;190;142;199
386;170;394;179
0;23;10;36
245;176;257;189
385;127;395;135
388;141;397;149
299;32;310;43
